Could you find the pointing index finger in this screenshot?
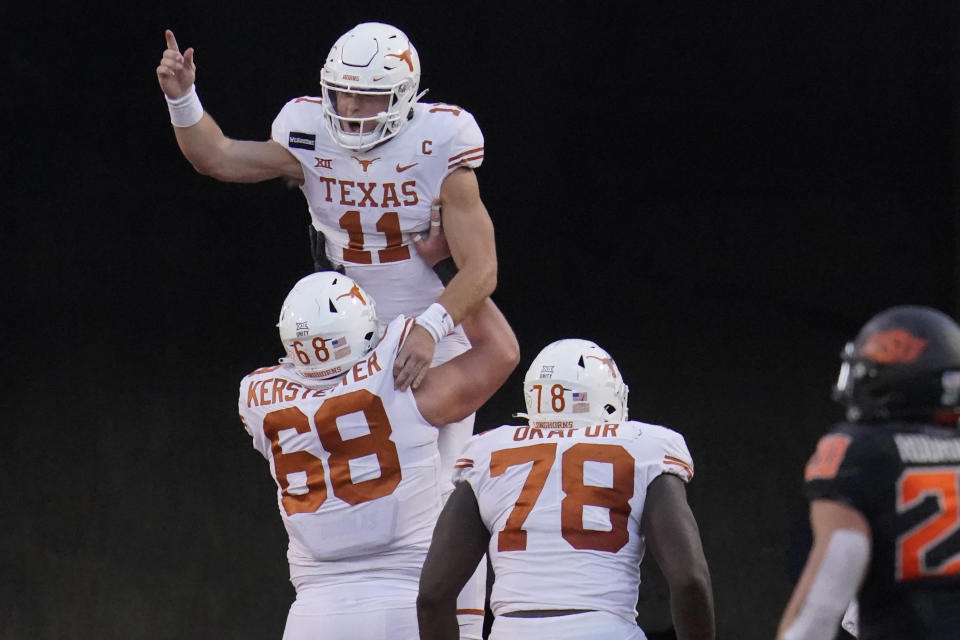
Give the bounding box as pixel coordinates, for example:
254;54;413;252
165;29;181;54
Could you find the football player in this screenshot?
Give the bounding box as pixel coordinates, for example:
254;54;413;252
777;305;960;640
157;23;497;634
417;339;715;640
238;272;518;640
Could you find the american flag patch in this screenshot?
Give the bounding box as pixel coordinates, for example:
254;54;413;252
331;336;351;359
572;392;587;401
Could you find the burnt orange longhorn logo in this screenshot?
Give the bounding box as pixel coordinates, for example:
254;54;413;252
861;329;928;364
585;355;618;378
336;283;367;306
352;156;380;172
386;48;415;72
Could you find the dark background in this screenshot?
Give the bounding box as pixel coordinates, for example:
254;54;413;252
4;1;958;638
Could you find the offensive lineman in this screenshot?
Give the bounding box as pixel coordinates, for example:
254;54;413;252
777;306;960;640
157;23;497;634
417;339;715;640
239;272;518;640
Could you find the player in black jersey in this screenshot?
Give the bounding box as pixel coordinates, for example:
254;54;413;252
778;305;960;640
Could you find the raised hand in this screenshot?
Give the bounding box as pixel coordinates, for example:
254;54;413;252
156;29;196;99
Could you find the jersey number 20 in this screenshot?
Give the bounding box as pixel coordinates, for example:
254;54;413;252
896;467;960;580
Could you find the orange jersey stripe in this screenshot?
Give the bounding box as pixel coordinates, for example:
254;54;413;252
448;146;484;162
294;96;324;104
456;609;485;616
448;154;484;170
663;455;694;479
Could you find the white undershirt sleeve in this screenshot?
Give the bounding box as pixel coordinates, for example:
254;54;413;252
782;529;870;640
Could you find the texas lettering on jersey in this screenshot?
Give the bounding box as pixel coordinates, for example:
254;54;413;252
272;99;484;265
271;99;484;323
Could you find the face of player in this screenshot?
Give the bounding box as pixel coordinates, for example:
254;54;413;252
333;91;391;133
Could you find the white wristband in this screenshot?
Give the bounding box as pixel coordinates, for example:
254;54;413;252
415;303;455;344
166;84;204;128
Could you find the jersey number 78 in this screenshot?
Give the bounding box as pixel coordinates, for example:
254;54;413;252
490;442;635;553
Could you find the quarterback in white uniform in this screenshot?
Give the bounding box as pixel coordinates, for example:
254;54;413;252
156;22;496;390
239;272;518;640
418;340;716;640
158;23;497;635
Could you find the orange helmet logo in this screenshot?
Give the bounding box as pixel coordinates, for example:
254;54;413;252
336;283;367;306
862;329;928;364
585;355;618;378
386;48;415;72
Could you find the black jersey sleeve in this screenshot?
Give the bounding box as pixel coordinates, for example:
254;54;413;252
803;424;893;516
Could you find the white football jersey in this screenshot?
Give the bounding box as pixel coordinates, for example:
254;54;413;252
238;316;443;585
454;421;694;623
272;99;484;322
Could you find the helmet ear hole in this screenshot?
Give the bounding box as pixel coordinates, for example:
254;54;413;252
604;404;616;416
329;299;337;313
364;331;374;341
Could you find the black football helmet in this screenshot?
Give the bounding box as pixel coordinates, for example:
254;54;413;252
833;305;960;423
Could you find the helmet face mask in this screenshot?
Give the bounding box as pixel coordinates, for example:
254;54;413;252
522;339;629;428
833;306;960;423
320;22;423;152
277;272;380;379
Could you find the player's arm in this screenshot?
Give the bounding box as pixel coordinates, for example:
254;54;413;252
393;167;497;391
640;474;716;640
777;500;871;640
412;297;519;427
156;29;304;184
435;167;497;322
417;482;490;640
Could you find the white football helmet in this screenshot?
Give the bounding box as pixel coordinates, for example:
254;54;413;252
277;272;380;379
522;339;629;428
320;22;424;152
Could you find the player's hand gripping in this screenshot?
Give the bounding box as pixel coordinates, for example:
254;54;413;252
156;29;196;99
412;201;451;267
394;326;437;392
